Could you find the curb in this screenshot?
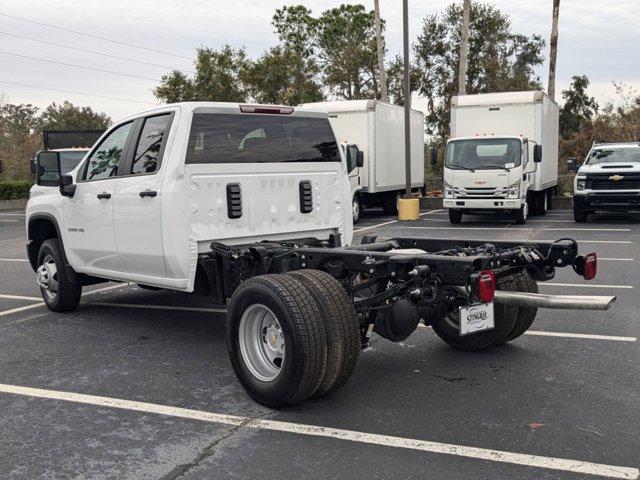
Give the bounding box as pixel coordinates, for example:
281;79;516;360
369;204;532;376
0;198;28;211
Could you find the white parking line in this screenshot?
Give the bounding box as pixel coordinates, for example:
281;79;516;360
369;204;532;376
401;226;631;232
0;219;19;223
0;258;28;262
89;302;227;313
0;294;41;301
354;209;442;233
0;383;635;479
0;213;25;216
0;283;132;318
576;240;633;244
525;331;636;342
539;282;634;289
599;258;634;262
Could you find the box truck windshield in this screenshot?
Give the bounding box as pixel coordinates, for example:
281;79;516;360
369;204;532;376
445;138;521;170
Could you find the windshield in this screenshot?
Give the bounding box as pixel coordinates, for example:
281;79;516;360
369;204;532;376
186;113;340;164
445;138;522;170
586;147;640;165
59;151;88;173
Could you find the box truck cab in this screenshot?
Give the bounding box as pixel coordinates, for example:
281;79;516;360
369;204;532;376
443;91;559;224
299;100;425;223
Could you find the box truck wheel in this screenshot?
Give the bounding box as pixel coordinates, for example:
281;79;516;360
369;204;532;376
288;269;360;397
431;274;519;351
514;203;528;224
382;191;400;215
573;208;588;223
226;274;328;408
448;209;463;224
352;195;361;224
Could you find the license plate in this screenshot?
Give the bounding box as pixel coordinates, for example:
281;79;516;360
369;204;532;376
459;302;494;336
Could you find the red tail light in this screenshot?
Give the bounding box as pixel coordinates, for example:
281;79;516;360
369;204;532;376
583;252;597;280
477;270;496;303
239;105;294;115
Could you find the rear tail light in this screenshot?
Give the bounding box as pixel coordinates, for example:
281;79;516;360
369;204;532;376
477;270;496;303
239;105;294;115
583;252;597;280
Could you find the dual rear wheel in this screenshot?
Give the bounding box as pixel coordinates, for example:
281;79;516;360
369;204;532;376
431;270;538;351
226;270;360;408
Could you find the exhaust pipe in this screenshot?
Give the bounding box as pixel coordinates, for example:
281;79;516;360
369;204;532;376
493;290;616;311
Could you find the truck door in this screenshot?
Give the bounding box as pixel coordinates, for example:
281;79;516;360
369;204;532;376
62;121;134;271
112;113;173;278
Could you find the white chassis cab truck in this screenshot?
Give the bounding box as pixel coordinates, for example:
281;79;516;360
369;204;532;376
299;100;425;223
569;142;640;222
27;102;613;408
443;91;559;224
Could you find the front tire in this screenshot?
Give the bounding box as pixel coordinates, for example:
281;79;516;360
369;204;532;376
226;274;328;408
514;202;528;224
574;208;588;223
352;195;361;224
448;209;463;224
37;239;82;312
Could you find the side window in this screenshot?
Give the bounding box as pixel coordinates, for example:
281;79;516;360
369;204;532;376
84;122;132;180
131;114;171;175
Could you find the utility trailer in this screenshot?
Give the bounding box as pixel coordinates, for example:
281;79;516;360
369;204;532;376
27;102;614;408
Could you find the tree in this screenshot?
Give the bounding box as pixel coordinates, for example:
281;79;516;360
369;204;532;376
40;101;111;130
316;4;381;99
242;47;323;105
414;2;545;138
559;75;598;139
154;46;248;103
0;100;41;179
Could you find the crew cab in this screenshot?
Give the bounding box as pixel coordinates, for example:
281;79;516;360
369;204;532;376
570;142;640;222
26;102;614;408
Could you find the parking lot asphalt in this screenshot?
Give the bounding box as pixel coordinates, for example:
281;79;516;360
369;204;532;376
1;208;639;479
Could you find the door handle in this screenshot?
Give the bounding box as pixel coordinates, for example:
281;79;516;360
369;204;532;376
139;190;157;198
97;192;111;200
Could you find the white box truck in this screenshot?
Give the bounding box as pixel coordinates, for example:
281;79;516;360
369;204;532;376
300;100;425;223
443;91;559;224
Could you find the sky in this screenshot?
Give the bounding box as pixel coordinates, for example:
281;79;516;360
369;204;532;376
1;0;639;121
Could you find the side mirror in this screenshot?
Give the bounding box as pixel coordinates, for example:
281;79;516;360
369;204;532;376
430;147;438;167
346;144;362;173
533;144;543;163
36;151;62;186
59;174;76;197
566;157;578;172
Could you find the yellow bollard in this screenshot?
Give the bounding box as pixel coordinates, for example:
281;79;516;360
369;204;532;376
397;198;420;220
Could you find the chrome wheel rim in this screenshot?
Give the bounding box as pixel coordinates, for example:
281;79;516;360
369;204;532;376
238;304;285;382
37;254;58;300
352;198;360;222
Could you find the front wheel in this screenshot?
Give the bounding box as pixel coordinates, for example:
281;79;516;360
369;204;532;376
574;208;588;223
448;209;463;224
37;239;82;312
352;195;361;224
226;274;328;408
514;203;528;224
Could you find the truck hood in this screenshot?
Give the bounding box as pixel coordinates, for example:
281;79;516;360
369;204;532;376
577;163;640;175
445;168;515;188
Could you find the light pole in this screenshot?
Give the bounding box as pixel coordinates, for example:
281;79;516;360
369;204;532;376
403;0;411;198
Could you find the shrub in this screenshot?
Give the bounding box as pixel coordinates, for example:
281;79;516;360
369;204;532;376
0;180;34;200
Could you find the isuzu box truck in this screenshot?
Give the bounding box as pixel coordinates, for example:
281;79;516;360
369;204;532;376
300;100;425;223
443;91;559;224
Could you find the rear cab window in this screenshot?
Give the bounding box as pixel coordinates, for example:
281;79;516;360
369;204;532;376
185;113;340;164
130;114;172;175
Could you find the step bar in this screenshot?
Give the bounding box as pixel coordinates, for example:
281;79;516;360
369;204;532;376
494;291;616;311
